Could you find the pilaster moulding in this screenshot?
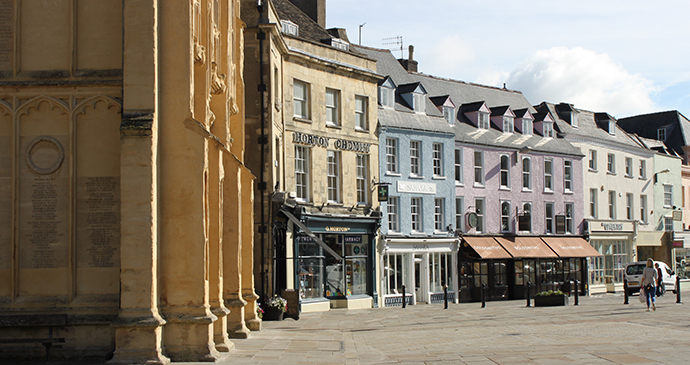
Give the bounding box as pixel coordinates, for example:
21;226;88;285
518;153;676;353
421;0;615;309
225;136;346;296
162;306;218;325
121;110;154;136
111;309;166;328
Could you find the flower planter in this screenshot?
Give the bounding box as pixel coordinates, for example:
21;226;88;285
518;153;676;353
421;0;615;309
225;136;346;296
534;295;569;307
263;307;284;321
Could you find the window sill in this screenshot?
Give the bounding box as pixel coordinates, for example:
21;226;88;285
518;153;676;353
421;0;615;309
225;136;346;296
455;182;464;187
563;190;574;195
473;183;485;188
385;172;401;177
327;202;343;207
607;172;616;176
293;117;312;123
432;176;446;180
355;127;369;133
625;174;634;179
543;190;554;194
639;177;647;180
326;123;342;129
588;168;598;173
409;174;425;179
499;187;511;191
522;188;532;192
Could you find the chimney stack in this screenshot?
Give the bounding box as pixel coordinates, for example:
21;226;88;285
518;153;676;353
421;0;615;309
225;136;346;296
289;0;326;29
398;45;418;72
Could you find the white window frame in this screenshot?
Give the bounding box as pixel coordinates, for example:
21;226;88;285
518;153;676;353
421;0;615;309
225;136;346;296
355;95;368;130
295;145;310;201
410;140;421;176
386;138;398;174
522;119;533;135
411;197;422;233
626;193;634;220
356;154;368;205
503;116;514;133
379;86;394;108
545;202;554;234
521;202;532;233
501;200;511;233
607;153;615;174
522;157;531;190
608;190;616;219
474;151;484;186
625;157;633;177
413;93;425;113
327;150;341;203
388;197;399;232
475;198;485;233
640;195;648;223
590;188;598;218
478;112;489;130
454;148;463;185
665;216;673;231
544;158;553;192
455;197;464;232
564;160;572;192
293;79;309;119
589;150;597;171
543;122;554;138
434;198;445;232
500;154;510;189
432;143;443;177
444;106;455;125
639;160;646;179
325;88;340;126
664;185;673;207
281;20;298;36
565;203;574;234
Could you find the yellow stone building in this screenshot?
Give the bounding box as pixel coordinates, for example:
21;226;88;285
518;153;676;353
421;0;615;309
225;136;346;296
242;0;382;312
0;0;257;363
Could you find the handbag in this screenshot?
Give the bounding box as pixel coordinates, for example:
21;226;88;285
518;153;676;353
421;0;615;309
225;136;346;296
645;283;653;291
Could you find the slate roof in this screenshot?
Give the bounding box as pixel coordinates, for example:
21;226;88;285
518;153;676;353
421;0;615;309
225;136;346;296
354;45;583;157
617;110;690;158
534;102;645;151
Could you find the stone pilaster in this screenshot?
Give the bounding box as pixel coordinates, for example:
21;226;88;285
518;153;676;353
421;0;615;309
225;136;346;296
241;166;261;331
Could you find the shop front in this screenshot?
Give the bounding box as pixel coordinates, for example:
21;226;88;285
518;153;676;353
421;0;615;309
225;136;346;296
381;237;459;307
586;220;635;294
279;208;380;312
672;231;690;279
458;237;513;302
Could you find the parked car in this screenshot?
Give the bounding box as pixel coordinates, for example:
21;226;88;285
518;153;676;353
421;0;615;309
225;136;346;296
624;261;676;296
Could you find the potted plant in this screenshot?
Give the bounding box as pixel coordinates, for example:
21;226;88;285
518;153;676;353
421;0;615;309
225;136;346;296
262;295;287;321
534;290;569;307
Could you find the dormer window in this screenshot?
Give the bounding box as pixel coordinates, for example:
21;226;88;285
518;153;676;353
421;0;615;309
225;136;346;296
570;113;578;128
443;106;455;125
608;121;616;135
503;116;514;133
331;38;349;51
478;112;489;130
543;122;554;138
522;118;533;135
378;77;396;108
658;128;666;141
413;93;425;113
281;20;298;36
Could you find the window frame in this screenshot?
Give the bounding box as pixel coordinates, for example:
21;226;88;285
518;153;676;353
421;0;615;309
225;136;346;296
639;160;646;179
355;95;368;130
432;143;443;177
325;88;341;126
626;193;634;220
388;197;399;232
475;198;485;233
444;106;455;125
455;197;464;232
664;185;673;207
379;86;394;108
454;148;463;185
522;157;531;190
564;159;573;192
590;188;598;218
293;79;310;119
640;195;647;223
625;157;633;177
589;150;597;171
295;145;310;202
478;112;489;130
411;197;422;233
544;158;553;192
410;140;421;176
356;154;368;205
385;138;398;174
608;190;616;219
545;202;554;234
327;150;341;203
607;153;615;174
501;200;511;233
521;202;532;233
658;128;666;141
474;151;484;186
522;118;533;135
500;154;511;189
565;203;574;234
503;116;514;133
434;198;445;232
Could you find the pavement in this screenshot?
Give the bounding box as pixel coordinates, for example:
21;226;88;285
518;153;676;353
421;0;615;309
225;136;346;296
12;293;690;364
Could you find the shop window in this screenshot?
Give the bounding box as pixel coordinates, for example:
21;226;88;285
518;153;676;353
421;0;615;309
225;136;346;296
429;252;453;293
383;253;406;296
591;240;631;285
514;259;536;286
323;234;369;297
493;262;507;286
297;238;324;300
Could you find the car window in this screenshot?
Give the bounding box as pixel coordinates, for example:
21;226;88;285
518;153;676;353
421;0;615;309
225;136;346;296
666;267;673;275
626;265;644;275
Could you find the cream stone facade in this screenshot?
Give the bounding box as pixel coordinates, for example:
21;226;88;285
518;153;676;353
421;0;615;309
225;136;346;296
242;0;382;310
0;0;258;363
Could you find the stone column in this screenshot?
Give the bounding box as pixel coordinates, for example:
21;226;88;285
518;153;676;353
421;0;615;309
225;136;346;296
223;157;250;338
109;0;168;363
241;166;261;331
209;145;234;351
157;0;218;361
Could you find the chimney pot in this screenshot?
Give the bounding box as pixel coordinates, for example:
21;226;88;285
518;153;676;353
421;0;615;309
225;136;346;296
408;45;414;61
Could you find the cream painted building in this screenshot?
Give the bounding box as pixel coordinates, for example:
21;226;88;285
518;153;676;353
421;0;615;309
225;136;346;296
0;0;258;363
242;0;383;312
535;103;655;294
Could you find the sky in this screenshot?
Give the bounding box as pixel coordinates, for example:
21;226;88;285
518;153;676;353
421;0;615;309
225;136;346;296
326;0;690;119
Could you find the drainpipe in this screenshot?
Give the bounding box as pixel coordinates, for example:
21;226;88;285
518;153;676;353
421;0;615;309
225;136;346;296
257;0;267;299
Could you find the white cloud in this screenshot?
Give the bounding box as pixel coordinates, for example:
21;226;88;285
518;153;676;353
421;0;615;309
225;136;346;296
502;47;657;117
424;35;475;76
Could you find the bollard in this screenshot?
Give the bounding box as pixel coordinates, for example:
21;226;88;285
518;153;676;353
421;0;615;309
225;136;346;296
574;280;579;306
444;285;448;309
676;276;682;304
526;281;531;307
624;278;629;305
481;283;486;308
402;285;407;308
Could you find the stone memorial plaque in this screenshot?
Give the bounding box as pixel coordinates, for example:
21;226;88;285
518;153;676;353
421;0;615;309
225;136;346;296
0;0;13;71
76;176;120;268
19;136;69;269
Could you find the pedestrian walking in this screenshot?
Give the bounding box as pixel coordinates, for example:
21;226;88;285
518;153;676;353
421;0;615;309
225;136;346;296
641;258;657;311
655;262;664;296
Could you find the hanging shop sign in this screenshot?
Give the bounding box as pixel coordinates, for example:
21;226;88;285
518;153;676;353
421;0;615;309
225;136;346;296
292;132;371;153
378;185;389;202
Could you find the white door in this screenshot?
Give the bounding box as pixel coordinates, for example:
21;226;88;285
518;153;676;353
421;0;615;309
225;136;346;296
414;254;427;303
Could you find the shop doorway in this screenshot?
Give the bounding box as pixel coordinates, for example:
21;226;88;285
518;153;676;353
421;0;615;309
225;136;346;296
414;254;426;303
